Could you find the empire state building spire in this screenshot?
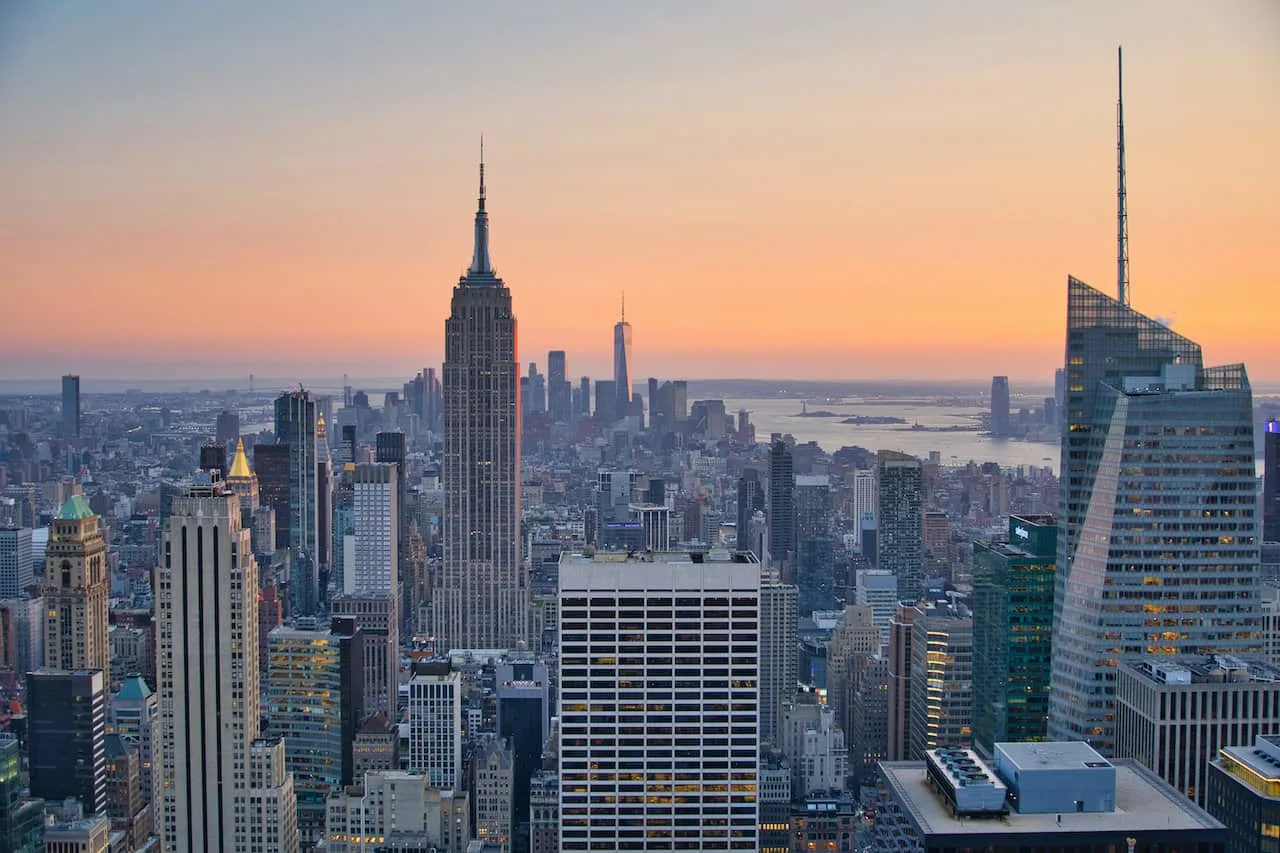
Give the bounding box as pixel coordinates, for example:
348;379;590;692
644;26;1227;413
469;136;493;277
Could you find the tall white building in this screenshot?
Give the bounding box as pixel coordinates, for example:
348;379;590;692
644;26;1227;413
558;550;760;850
157;475;296;852
434;150;527;651
759;579;798;749
0;526;32;598
349;463;398;595
407;668;462;790
851;469;876;548
780;700;848;798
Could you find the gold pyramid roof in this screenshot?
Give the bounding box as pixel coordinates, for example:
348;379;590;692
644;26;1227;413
228;438;254;479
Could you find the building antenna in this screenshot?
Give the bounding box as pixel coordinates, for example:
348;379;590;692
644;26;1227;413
1117;45;1130;306
621;290;625;323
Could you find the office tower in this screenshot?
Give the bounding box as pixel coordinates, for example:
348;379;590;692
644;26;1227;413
990;375;1011;437
245;737;301;853
972;514;1056;755
613;295;632;413
780;699;848;797
855;568;897;648
407;666;463;789
875;744;1226;852
759;580;798;749
316;414;333;595
877;450;924;603
794;475;835;615
348;463;398;596
199;443;228;479
373;434;408;618
42;810;112;853
557;550;760;850
922;510;950;559
216;409;240;447
908;600;973;759
849;655;891;790
0;732;43;853
547;350;570;422
321;772;471;853
256;442;292;552
1049;278;1261;753
104;734;150;850
27;669;107;814
577;376;590;417
1114;656;1280;808
267;618;364;846
886;603;918;761
43;494;110;684
1265;419;1280;542
109;676;159;816
0;527;32;599
275;389;320;615
826;604;881;737
851;469;876;548
595;469;639;540
768;436;795;568
525;362;546;416
330;596;397;716
736;469;766;557
62;374;80;439
474;737;514;850
157;475;264;853
593;379;617;424
496;658;549;837
435;151;526;652
1207;734;1280;852
339;424;357;466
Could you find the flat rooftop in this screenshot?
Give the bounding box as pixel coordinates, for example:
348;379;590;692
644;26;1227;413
880;759;1222;837
1124;655;1280;685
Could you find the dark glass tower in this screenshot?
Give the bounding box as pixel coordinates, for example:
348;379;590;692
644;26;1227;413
254;443;291;552
61;374;80;439
972;514;1056;755
736;468;766;558
768;436;794;569
434;148;526;650
275;390;319;615
990;375;1010;438
27;669;107;814
1048;277;1260;753
877;450;924;602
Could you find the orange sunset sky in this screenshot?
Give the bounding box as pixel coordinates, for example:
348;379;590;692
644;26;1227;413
1;1;1277;384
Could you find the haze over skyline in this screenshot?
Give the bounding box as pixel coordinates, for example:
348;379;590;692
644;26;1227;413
2;1;1277;382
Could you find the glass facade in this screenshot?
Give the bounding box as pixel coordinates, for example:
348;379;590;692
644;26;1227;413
972;514;1056;755
1049;277;1261;753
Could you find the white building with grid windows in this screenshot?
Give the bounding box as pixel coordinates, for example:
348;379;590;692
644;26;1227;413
407;669;462;790
557;549;760;851
350;463;397;595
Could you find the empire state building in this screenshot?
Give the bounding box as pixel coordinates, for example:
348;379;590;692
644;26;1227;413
433;149;527;651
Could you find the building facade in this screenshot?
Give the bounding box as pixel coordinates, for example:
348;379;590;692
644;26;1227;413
908;602;973;759
557;550;760;850
972;514;1056;755
407;669;463;790
434;154;527;651
43;495;110;685
759;580;799;750
1050;277;1262;753
27;669;107;815
877;451;924;603
0;527;32;599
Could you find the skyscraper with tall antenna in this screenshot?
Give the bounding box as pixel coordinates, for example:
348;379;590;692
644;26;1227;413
613;293;632;416
433;142;527;650
1116;45;1130;306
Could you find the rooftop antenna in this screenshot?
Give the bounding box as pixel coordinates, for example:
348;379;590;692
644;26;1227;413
621;290;626;323
1117;46;1130;306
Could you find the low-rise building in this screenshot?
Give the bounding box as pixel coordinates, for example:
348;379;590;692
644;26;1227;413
1206;734;1280;853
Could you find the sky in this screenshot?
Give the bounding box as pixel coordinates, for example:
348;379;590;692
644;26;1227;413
1;1;1277;384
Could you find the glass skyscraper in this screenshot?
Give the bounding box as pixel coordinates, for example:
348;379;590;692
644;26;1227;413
274;390;319;615
972;513;1056;755
1048;277;1261;753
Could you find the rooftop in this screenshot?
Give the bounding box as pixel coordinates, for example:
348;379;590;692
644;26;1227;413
1124;654;1280;685
995;741;1113;774
55;493;95;520
880;758;1222;837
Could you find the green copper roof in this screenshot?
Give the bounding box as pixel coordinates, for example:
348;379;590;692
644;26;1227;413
115;676;153;702
56;494;95;520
